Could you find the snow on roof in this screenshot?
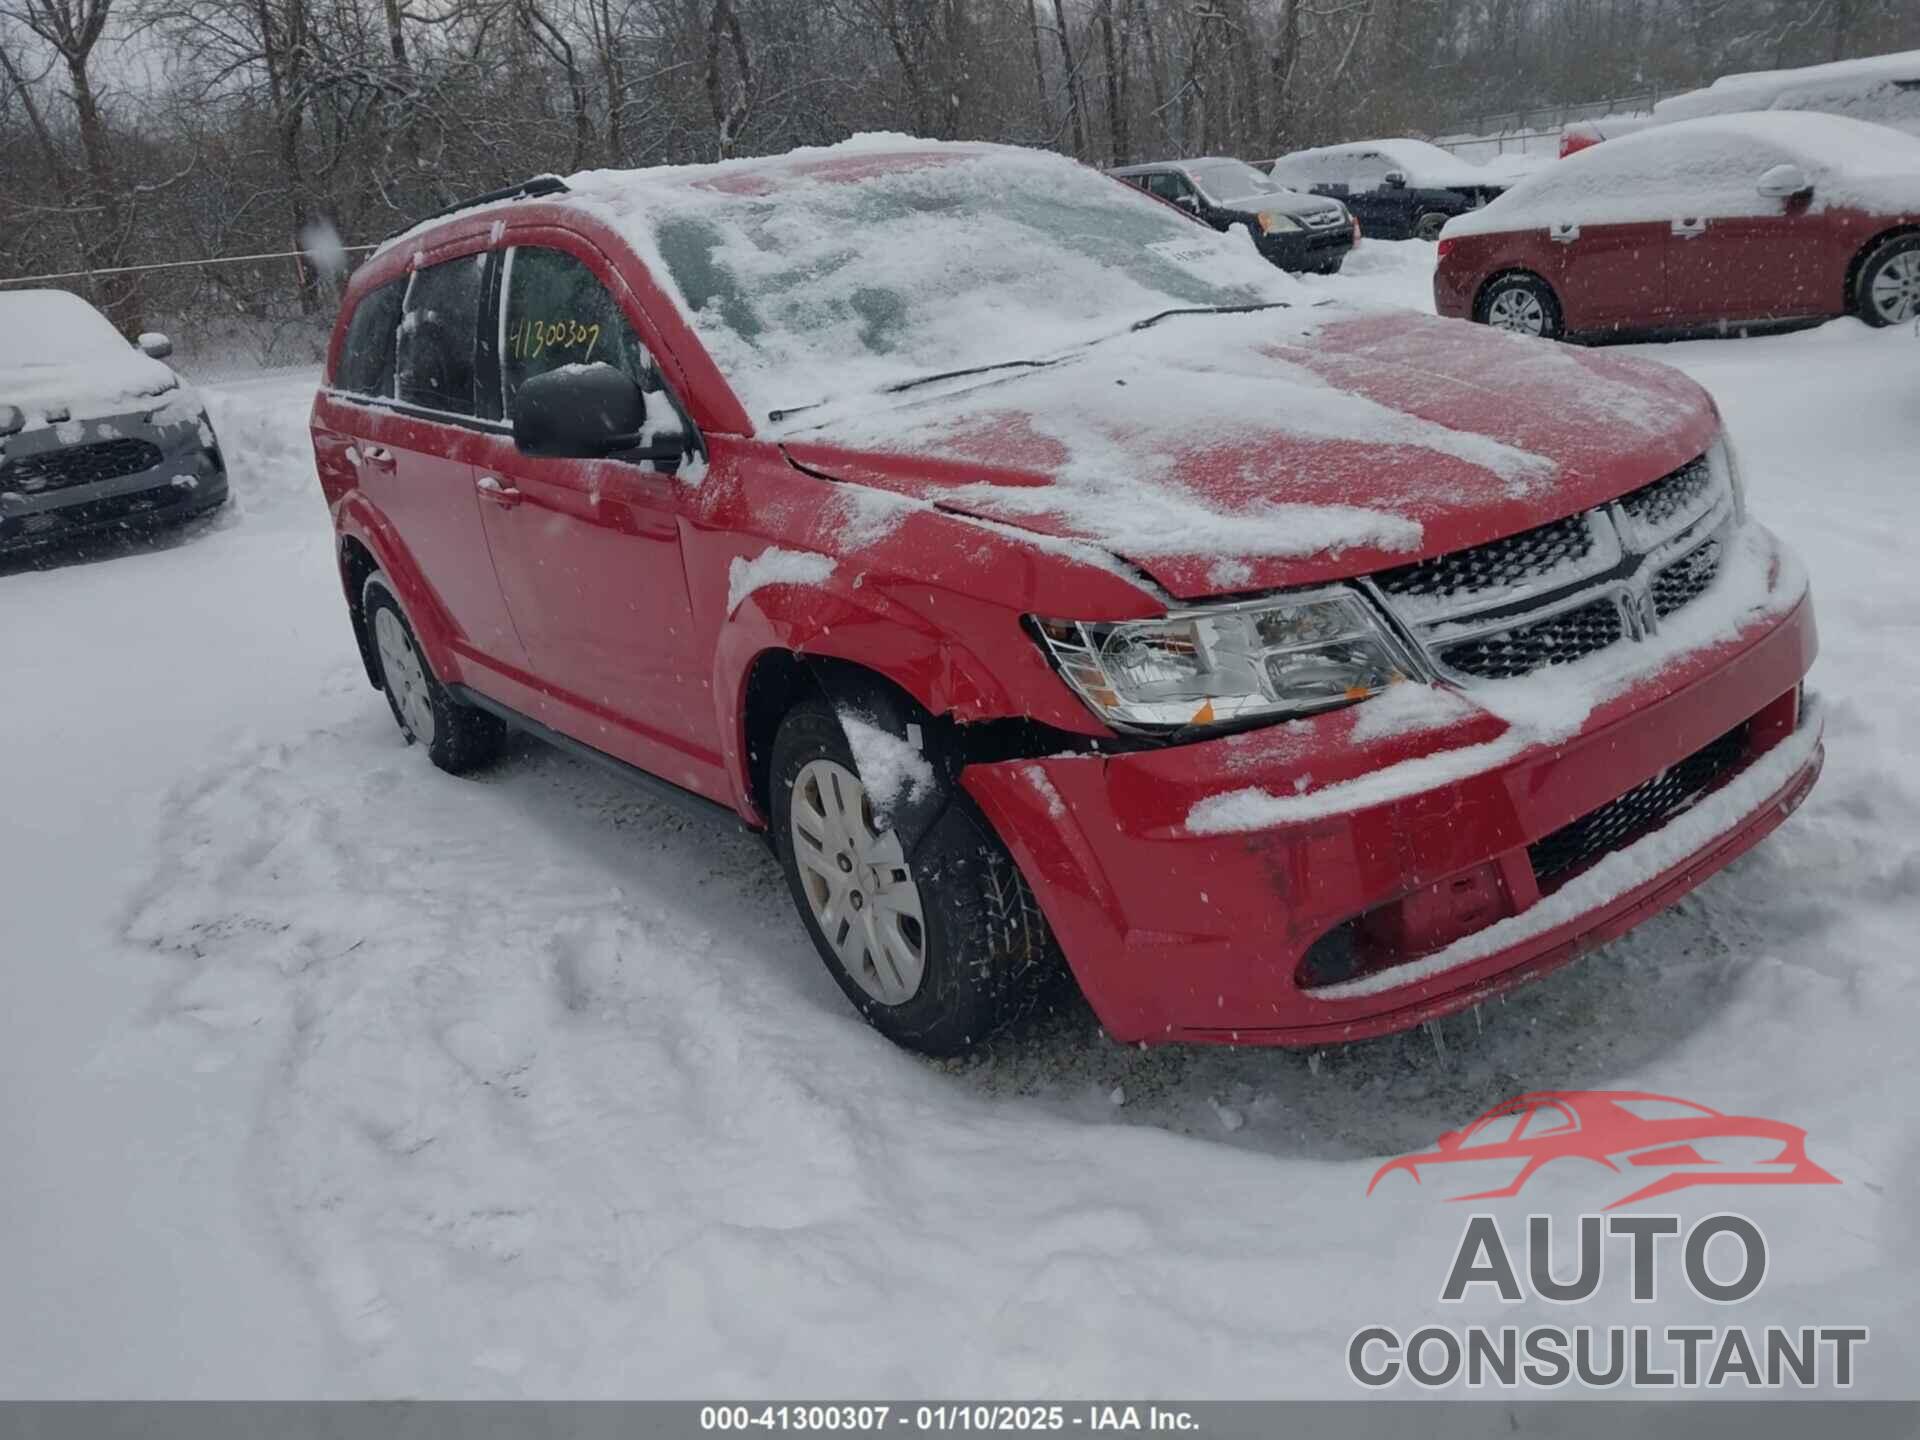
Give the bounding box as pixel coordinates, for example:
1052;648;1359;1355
1269;138;1497;190
1654;47;1920;135
1443;111;1920;239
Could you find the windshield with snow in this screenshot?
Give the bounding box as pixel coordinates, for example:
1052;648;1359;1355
590;145;1294;420
1185;159;1285;206
0;291;131;368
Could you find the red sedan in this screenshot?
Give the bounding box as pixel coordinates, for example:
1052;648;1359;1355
1436;112;1920;339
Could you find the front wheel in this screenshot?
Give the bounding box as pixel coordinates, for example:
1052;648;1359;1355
1856;234;1920;327
363;575;505;774
770;698;1059;1056
1477;273;1564;340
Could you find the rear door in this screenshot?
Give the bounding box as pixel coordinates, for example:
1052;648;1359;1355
470;237;723;794
1505;148;1670;331
339;252;527;672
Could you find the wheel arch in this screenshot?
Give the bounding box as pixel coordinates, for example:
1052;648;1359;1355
1472;266;1556;319
1844;224;1920;314
331;493;463;686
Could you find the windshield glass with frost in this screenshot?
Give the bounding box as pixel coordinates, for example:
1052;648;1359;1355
1186;159;1285;206
0;292;131;369
578;145;1295;419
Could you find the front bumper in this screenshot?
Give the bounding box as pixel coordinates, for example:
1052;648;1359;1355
0;419;226;554
964;592;1820;1046
1257;224;1355;274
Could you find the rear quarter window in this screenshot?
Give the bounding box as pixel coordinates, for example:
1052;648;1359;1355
335;280;404;397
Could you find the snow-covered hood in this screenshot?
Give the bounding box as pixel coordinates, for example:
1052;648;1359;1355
780;305;1720;600
0;352;182;432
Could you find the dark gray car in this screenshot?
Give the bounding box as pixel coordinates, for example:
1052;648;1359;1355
1109;157;1357;274
0;289;227;555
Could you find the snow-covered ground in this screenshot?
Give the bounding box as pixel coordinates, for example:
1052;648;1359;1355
3;243;1918;1398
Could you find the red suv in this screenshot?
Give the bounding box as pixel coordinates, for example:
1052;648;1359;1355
1437;113;1920;338
311;139;1823;1056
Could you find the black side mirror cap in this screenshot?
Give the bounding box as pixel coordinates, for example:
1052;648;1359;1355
511;362;684;464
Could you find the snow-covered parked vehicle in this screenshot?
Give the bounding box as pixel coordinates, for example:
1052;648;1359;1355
1108;156;1358;274
1436;113;1920;339
0;290;227;554
310;137;1822;1056
1263;139;1507;240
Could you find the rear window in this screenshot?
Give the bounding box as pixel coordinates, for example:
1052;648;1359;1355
396;255;485;415
335;281;403;397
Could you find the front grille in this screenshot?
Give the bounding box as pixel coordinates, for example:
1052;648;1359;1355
1438;597;1624;680
1528;724;1749;888
1619;456;1713;532
1376;511;1594;605
1371;449;1735;683
1650;538;1722;619
1;437;163;494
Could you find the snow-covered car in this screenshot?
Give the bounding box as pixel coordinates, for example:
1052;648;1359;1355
1263;139;1506;240
1368;1091;1839;1209
1436;113;1920;339
1108;156;1358;273
310;137;1822;1057
0;289;226;554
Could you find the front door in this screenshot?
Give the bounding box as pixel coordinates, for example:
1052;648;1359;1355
1662;197;1830;326
471;240;721;793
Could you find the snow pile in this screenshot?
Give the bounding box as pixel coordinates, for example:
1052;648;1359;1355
724;546;835;613
837;710;934;819
1445;112;1920;239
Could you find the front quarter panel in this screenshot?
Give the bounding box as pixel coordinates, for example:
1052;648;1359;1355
680;436;1159;817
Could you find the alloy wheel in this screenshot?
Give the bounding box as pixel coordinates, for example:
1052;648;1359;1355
374;606;437;746
1486;285;1547;336
788;758;928;1005
1869;251;1920;324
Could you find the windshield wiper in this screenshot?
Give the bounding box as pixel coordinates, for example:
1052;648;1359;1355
767;356;1065;424
766;302;1291;424
1128;300;1291;332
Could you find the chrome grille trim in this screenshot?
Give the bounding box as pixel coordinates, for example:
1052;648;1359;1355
1371;453;1734;683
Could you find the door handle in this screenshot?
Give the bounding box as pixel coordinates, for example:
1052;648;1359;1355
1550;222;1581;244
358;444;397;472
475;475;522;507
1671;218;1708;238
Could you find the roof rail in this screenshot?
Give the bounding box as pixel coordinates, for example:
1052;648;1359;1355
383;174;570;243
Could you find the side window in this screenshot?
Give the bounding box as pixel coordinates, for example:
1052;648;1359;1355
1460;1112;1526;1148
1517;1104;1576;1141
336;280;403;397
1347;153;1393;188
396;254;483;415
501;246;656;414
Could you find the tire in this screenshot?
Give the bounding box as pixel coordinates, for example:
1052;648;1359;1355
1476;272;1564;340
362;574;505;774
1414;210;1450;242
769;697;1058;1056
1854;233;1920;327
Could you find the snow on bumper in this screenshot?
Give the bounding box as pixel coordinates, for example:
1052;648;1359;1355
962;590;1819;1046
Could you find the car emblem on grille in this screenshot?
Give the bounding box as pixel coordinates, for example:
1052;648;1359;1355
1623;583;1660;640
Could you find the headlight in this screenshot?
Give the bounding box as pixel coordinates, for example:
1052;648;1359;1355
1033;588;1418;733
1256;211;1301;234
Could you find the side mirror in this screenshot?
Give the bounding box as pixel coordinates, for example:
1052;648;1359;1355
137;331;173;359
1756;162;1811;200
0;404;23;437
512;363;682;463
1382;171;1408;190
1175;192;1200;211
